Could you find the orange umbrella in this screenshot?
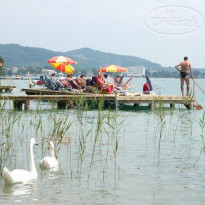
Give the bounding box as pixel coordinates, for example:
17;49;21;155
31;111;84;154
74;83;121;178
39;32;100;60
50;63;75;74
47;56;77;65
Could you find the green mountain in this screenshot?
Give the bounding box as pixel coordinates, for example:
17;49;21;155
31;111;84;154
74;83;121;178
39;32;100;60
0;44;163;70
0;44;204;78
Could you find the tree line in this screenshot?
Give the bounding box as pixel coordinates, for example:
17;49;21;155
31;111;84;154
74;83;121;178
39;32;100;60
145;70;205;78
1;64;205;78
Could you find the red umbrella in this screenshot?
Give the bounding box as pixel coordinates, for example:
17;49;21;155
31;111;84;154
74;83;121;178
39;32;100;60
47;56;77;65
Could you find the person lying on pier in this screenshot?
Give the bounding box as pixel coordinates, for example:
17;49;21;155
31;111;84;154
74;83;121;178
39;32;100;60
65;74;81;89
73;74;87;89
92;75;114;94
79;74;87;85
59;75;72;89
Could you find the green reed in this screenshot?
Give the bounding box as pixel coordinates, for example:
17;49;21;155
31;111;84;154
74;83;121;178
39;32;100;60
199;111;205;155
87;96;104;182
106;110;125;185
153;101;167;158
193;111;205;167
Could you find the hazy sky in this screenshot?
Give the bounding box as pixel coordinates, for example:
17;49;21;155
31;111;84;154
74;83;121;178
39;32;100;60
1;0;205;67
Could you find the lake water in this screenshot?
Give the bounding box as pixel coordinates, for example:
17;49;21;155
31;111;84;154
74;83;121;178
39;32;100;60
0;78;205;205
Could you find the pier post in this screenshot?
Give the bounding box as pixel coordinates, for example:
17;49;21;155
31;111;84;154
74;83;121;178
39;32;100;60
69;100;74;108
170;103;175;108
57;100;66;109
25;100;30;110
13;100;23;110
104;100;109;108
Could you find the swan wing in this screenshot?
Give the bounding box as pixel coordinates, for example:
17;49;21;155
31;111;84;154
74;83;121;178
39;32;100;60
40;156;59;169
3;168;37;185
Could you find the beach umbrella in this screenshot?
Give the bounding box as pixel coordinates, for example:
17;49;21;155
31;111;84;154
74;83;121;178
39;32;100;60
99;65;128;74
47;56;77;65
50;63;75;74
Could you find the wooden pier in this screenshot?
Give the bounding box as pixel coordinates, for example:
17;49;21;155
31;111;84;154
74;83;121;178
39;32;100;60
0;93;202;110
0;85;16;92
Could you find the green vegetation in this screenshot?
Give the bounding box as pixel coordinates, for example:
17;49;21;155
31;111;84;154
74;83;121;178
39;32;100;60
0;44;205;77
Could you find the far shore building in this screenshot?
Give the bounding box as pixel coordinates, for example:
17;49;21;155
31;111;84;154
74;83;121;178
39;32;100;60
12;66;19;74
127;67;145;77
42;69;57;76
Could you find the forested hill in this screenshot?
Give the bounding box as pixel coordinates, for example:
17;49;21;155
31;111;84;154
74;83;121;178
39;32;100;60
0;44;163;70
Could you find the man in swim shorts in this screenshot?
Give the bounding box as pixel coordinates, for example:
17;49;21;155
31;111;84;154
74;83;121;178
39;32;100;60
175;56;193;96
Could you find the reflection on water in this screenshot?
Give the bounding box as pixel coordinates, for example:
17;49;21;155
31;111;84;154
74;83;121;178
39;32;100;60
2;181;37;203
0;79;205;204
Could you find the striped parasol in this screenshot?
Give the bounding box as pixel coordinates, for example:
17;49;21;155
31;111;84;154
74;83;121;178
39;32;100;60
47;56;77;65
99;65;128;74
50;63;75;74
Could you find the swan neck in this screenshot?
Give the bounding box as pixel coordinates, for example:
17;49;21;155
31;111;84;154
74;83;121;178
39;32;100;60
29;143;37;174
50;148;55;157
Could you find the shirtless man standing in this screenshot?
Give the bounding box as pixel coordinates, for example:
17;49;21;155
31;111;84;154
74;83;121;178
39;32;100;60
175;56;193;96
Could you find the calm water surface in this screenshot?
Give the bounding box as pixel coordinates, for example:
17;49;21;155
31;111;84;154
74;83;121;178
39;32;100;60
0;78;205;205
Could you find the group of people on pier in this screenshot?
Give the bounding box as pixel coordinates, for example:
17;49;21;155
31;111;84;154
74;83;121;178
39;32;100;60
45;73;133;94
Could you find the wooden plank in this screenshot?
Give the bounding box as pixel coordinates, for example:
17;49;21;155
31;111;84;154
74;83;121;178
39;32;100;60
22;88;92;95
193;100;203;110
0;85;16;89
116;95;192;104
0;94;116;101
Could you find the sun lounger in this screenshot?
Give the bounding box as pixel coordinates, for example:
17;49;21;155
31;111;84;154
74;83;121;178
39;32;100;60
92;76;113;94
44;76;64;90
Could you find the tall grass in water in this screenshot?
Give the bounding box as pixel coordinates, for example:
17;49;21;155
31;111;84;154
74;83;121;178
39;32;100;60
49;112;72;155
0;109;23;176
105;110;125;185
74;95;93;179
199;111;205;155
87;96;104;182
193;111;205;167
153;101;166;159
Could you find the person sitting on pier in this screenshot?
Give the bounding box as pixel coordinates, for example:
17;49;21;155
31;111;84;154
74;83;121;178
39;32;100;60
50;73;57;83
114;75;132;90
103;74;110;84
143;77;154;94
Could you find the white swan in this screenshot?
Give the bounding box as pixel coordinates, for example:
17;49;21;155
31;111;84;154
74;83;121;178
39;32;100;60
40;141;59;169
3;138;39;185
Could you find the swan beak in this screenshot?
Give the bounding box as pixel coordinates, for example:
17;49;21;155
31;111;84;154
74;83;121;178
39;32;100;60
35;142;39;146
